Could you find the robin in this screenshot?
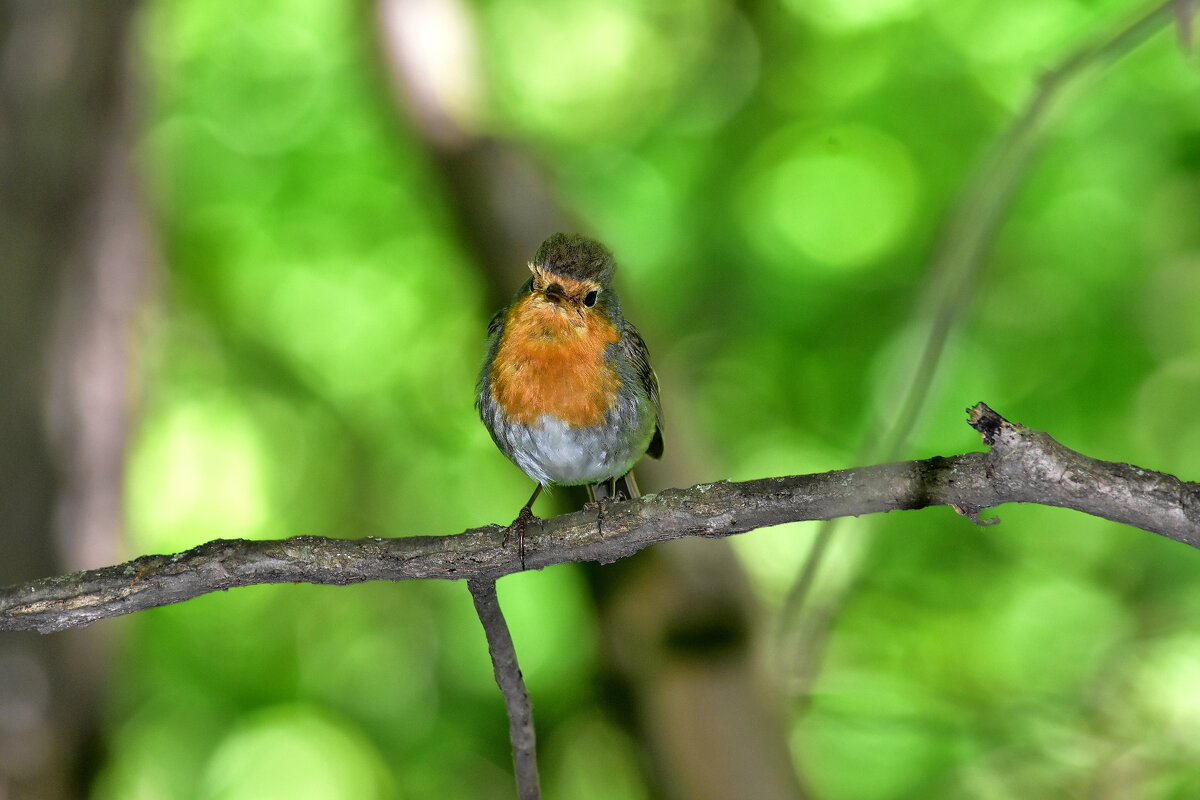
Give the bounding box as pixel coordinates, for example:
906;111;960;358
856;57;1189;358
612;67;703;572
477;233;664;561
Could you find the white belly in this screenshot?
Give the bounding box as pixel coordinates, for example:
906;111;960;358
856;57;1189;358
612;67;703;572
493;411;655;486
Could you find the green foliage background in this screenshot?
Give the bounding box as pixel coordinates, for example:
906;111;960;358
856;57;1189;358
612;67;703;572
97;0;1200;797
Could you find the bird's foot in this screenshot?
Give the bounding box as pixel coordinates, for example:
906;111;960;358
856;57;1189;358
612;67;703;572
503;505;538;569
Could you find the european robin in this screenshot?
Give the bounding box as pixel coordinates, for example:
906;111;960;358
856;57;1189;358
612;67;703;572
477;233;664;560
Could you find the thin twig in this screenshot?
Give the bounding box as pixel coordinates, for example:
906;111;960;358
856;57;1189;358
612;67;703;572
468;579;540;800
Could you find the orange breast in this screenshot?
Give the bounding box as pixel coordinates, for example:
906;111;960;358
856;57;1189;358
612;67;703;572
489;295;620;427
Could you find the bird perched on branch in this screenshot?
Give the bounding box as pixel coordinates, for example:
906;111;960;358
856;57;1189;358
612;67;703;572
477;233;663;561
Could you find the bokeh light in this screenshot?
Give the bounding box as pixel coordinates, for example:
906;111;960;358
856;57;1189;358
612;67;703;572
199;705;395;800
738;124;920;273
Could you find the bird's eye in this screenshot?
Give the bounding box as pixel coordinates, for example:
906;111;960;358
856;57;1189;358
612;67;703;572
583;290;599;307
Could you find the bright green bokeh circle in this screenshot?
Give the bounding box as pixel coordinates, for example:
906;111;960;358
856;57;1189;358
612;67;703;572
740;124;919;272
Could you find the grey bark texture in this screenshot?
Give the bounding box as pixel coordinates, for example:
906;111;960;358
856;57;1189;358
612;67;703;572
3;403;1197;635
468;579;541;800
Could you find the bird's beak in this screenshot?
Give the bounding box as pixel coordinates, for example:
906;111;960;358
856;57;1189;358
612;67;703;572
539;285;586;327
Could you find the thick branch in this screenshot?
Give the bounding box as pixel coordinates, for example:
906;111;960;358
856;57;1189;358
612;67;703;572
2;403;1197;634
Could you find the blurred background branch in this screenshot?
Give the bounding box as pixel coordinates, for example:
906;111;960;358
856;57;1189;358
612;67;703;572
777;0;1197;705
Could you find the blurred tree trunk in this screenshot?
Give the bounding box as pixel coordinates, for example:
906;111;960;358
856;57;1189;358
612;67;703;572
371;2;805;797
0;1;146;797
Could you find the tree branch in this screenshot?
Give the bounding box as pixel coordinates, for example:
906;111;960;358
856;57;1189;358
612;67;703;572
468;579;540;800
2;403;1197;634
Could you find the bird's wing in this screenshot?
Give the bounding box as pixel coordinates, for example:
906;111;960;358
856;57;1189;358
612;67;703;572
620;320;664;458
485;307;505;339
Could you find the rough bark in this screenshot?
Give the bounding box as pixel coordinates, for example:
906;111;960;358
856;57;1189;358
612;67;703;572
3;403;1196;635
468;579;541;800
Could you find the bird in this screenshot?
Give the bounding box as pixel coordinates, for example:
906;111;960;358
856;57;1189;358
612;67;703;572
477;233;663;563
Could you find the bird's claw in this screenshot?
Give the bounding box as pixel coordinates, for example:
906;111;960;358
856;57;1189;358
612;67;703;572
503;505;538;569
